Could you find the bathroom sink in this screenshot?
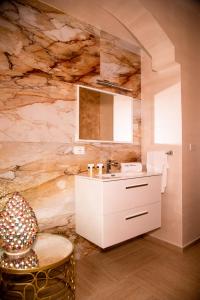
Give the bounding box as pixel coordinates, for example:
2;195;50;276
96;172;147;179
124;172;146;176
96;173;122;179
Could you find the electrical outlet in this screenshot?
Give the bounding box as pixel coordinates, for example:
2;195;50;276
73;146;85;155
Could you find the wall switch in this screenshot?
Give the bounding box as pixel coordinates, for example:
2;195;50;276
73;146;85;155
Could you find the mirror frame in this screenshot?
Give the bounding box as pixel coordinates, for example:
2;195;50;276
75;84;134;144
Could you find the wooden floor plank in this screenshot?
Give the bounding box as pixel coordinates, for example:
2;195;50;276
76;237;200;300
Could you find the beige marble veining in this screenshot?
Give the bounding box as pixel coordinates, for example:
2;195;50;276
0;0;141;257
100;31;141;98
0;1;100;112
0;76;76;111
0;142;140;174
23;175;75;230
15;0;200;254
0;100;75;142
0;142;140;230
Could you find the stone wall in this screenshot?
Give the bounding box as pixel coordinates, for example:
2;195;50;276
0;0;141;256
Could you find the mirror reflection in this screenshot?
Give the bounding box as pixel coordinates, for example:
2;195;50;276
77;85;139;143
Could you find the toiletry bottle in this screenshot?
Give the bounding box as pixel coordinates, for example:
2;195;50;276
87;163;94;176
97;163;104;176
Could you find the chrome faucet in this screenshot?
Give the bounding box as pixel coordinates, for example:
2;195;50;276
106;159;119;173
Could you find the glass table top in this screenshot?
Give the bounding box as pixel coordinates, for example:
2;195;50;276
0;233;73;272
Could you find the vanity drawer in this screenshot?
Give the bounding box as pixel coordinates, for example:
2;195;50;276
102;176;161;214
102;202;161;248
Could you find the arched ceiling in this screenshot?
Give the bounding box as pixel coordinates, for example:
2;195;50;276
40;0;176;71
39;0;140;48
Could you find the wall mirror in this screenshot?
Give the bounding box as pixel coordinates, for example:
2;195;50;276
76;85;140;143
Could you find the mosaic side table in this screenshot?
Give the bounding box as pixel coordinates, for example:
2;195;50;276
0;233;75;300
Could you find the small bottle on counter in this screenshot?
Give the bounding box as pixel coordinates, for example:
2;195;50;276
97;163;104;176
87;163;94;176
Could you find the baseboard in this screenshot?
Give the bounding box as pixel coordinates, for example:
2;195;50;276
143;234;183;252
144;234;200;252
182;236;200;250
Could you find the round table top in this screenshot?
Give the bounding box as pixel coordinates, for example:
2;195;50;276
0;233;73;273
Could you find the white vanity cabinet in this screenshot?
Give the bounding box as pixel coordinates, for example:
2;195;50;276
75;174;161;248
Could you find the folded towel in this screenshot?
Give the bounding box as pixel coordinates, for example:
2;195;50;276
147;151;169;193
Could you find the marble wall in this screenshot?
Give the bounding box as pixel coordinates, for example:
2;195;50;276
0;0;141;257
100;31;141;98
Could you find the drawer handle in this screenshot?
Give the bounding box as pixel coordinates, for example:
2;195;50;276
125;211;148;220
126;183;148;189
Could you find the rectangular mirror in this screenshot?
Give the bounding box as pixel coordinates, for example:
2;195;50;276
76;85;140;143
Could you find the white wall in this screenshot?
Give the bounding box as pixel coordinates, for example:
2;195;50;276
154;83;182;145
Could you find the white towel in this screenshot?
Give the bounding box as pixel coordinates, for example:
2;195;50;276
147;151;169;193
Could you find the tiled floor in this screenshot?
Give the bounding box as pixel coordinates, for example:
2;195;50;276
76;237;200;300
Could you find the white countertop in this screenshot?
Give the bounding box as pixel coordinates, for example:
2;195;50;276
76;171;161;181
